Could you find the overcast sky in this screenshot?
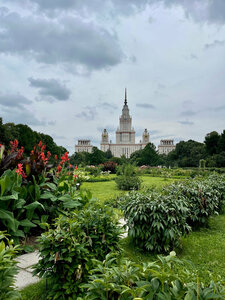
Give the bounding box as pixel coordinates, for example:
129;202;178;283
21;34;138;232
0;0;224;153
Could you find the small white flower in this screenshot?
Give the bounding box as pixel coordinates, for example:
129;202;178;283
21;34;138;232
170;251;176;257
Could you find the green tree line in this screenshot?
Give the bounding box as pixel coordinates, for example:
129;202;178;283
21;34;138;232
0;117;67;158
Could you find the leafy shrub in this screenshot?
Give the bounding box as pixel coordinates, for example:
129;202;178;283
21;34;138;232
0;169;45;243
0;232;21;300
33;200;123;299
115;175;141;190
102;161;117;174
123;191;190;253
81;252;225;300
115;164;141;190
0;167;82;243
85;166;102;177
165;174;225;228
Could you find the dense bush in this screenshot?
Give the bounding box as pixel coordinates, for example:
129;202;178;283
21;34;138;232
0;232;21;300
123;191;190;252
165;174;225;228
81;252;225;300
121;174;225;253
115;164;141;190
102;161;117;174
0;169;46;243
33;199;123;299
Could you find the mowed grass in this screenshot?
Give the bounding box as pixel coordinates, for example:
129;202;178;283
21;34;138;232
81;176;176;202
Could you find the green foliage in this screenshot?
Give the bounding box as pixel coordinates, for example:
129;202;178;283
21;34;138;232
33;199;122;299
166;140;206;168
0;170;45;243
116;164;141;190
0;232;21;300
130;143;160;166
123;191;190;252
0;119;67;156
166;174;225;228
102;160;117;174
90;147;106;165
81;252;225;300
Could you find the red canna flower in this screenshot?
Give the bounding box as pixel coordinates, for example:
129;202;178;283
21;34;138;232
75;165;78;170
54;155;58;160
47;151;51;159
38;141;42;148
10;139;19;153
16;163;27;178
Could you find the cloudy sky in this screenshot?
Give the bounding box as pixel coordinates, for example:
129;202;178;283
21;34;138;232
0;0;224;153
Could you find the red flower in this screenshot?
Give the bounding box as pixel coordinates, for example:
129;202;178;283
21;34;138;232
38;141;42;148
16;163;27;178
10;139;19;153
57;165;62;172
54;155;58;160
47;151;51;159
74;174;77;178
75;165;78;170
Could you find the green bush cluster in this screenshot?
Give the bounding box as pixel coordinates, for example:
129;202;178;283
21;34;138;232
122;174;225;253
33;199;123;299
115;164;141;190
81;252;225;300
123;191;190;252
0;232;21;300
165;174;225;228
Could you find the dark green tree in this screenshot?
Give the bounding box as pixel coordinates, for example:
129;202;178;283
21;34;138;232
137;143;160;166
204;131;220;155
0;117;7;145
105;149;113;159
16;124;36;155
89;147;106;165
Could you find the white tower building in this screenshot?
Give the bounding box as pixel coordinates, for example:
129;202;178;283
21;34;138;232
100;89;150;158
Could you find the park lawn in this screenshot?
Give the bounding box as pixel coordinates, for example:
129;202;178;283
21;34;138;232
121;213;225;284
81;176;176;202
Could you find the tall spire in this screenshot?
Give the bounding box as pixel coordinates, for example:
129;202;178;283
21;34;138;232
124;88;127;105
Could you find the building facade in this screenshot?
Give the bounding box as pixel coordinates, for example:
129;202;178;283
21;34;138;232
75;140;93;153
100;90;150;158
158;139;176;155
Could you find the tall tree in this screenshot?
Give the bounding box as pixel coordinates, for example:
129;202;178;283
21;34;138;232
204;131;220;155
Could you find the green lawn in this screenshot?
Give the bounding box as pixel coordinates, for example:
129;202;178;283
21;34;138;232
81;176;176;202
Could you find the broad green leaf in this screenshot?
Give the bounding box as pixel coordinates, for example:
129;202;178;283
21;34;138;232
20;219;37;228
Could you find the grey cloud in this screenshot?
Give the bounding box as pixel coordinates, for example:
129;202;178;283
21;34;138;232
190;54;198;59
178;120;194;125
1;106;45;126
204;40;225;50
136;103;155;109
31;0;149;16
48;120;56;126
181;110;197;117
28;78;71;101
75;106;97;121
0;93;32;108
211;105;225;112
98;102;118;110
97;126;116;133
158;0;225;24
0;11;123;70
